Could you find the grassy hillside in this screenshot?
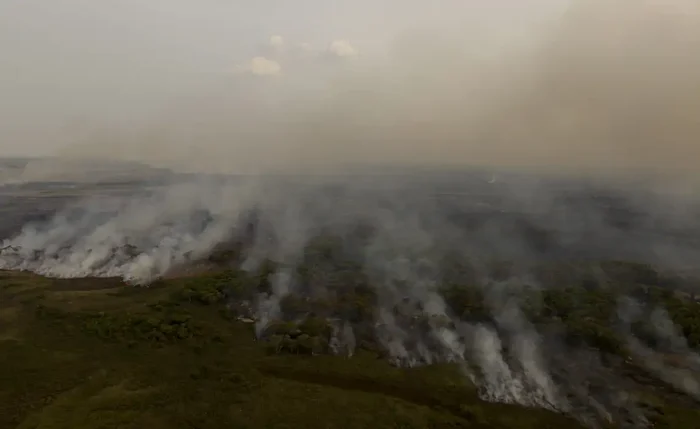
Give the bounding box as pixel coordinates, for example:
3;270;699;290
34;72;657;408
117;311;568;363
0;266;698;429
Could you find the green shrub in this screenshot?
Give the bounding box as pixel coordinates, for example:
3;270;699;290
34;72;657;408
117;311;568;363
298;316;332;339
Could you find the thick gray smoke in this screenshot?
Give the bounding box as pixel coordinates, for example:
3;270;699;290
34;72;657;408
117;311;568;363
2;0;700;427
2;173;700;429
618;298;700;400
3;0;700;177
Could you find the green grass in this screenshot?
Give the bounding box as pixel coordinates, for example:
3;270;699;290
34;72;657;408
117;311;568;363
0;268;699;428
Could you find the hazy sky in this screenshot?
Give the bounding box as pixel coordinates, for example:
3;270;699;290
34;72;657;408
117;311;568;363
0;0;565;155
1;0;699;177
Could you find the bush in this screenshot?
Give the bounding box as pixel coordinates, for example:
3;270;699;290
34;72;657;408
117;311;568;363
298;316;332;339
81;308;200;344
261;317;332;356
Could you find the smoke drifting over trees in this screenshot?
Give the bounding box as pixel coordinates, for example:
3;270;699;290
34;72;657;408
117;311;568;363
1;1;700;428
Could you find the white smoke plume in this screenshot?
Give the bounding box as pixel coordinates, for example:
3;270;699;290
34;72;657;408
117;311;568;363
1;167;700;427
492;298;563;410
2;1;700;427
618;297;700;400
471;325;529;406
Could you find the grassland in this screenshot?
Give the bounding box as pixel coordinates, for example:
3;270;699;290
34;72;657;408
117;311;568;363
0;266;698;429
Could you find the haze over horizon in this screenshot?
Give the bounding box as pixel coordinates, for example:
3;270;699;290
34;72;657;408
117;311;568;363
3;4;700;426
1;0;699;178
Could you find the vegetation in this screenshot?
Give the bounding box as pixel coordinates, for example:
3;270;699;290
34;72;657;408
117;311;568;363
2;253;700;428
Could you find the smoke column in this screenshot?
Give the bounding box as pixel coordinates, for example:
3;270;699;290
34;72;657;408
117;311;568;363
2;1;700;427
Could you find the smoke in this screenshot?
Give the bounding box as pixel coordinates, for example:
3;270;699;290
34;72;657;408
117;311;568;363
328;40;359;58
239;57;282;77
2;0;698;177
492;297;562;409
2;172;699;426
269;35;285;50
618;298;700;400
2;0;700;427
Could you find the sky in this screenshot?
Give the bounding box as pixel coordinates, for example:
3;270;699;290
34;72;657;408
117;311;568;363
1;0;699;177
0;0;565;156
